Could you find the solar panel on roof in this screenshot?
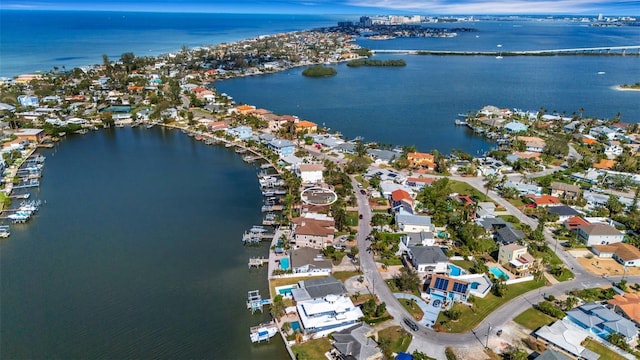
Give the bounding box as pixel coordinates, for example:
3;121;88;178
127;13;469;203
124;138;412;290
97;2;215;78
453;282;468;294
434;277;449;291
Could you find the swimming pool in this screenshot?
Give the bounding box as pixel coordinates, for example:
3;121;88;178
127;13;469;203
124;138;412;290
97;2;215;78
490;267;510;280
291;321;301;333
280;257;290;270
448;264;466;277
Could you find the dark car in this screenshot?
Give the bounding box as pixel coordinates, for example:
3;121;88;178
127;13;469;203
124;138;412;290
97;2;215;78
403;318;419;331
360;189;366;195
359;214;363;220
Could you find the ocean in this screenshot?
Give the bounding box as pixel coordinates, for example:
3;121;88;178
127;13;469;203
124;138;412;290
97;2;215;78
1;10;639;359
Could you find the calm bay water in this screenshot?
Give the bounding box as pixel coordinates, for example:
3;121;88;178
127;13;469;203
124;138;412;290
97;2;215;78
0;128;288;359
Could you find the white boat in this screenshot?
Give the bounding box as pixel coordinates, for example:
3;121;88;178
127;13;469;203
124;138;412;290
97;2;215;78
8;211;31;221
597;71;606;75
0;225;10;238
495;56;503;59
249;322;278;343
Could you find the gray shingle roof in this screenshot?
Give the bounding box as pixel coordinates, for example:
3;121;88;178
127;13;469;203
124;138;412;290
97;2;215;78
298;276;346;299
408;246;448;265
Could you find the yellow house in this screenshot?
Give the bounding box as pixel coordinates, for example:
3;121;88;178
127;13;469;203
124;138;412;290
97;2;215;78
498;243;537;276
406;152;435;170
295;120;317;134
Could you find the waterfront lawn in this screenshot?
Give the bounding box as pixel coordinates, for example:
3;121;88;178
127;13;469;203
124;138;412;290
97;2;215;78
513;308;554;331
449;180;487;201
378;326;411;356
269;276;327;298
333;270;361;283
399;298;424;320
437;280;546;333
450;259;475;271
292;337;332;360
582;338;627;360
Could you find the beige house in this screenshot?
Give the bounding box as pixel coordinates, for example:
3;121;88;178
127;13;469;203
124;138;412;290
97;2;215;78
498;243;537;276
291;216;335;249
550;182;581;200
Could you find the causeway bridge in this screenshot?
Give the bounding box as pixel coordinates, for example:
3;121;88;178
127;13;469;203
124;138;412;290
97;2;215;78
371;45;640;56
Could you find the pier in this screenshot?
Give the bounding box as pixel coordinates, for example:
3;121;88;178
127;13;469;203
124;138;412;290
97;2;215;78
242;225;275;245
246;290;272;313
261;205;284;212
248;257;269;268
371;45;640;56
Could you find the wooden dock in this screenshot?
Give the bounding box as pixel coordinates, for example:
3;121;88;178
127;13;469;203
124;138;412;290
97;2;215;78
248;257;269;268
247;290;272;313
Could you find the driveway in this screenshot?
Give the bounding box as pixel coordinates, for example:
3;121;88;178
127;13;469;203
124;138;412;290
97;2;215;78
393;293;441;327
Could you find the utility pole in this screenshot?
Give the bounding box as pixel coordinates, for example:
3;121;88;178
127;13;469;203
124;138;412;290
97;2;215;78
485;322;492;349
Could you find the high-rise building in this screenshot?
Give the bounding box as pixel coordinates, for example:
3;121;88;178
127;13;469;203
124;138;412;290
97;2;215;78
359;16;372;27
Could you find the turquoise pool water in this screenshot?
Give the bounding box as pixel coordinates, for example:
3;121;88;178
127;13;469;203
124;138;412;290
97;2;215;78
448;264;465;277
280;257;290;270
99;105;131;113
490;267;510;280
291;321;301;333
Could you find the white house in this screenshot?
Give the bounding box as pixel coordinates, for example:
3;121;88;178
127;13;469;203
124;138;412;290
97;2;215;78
406;246;449;274
604;142;624;158
296;295;364;338
295;163;324;184
395;212;434;233
577;224;625;246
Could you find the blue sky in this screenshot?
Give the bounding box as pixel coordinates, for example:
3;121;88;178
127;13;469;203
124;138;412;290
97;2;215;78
2;0;639;15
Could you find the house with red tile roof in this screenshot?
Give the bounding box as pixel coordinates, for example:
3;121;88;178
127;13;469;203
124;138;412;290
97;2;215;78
593;159;616;170
564;216;590;231
391;189;414;213
407;152;435;171
291;216;335;250
295;120;318;134
405;177;435;190
608;293;640;326
524;194;562;207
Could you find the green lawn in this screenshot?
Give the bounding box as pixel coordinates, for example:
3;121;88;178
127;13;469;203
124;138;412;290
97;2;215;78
437;280;546;333
399;298;424;320
582;338;627;360
333;270;361;283
378;326;412;355
449;180;487;201
450;259;474;271
506;198;526;207
346;211;359;227
497;215;521;224
513;308;555;331
292;337;332;360
380;257;403;266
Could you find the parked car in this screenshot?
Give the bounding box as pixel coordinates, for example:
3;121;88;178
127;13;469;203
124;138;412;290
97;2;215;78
358;214;363;220
403;318;419;331
360;189;366;195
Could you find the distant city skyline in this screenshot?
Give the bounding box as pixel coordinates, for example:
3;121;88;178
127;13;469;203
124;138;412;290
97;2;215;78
2;0;638;15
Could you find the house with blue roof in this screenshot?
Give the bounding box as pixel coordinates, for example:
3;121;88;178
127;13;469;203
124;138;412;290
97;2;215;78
226;125;253;140
504;121;528;133
267;138;295;157
567;302;638;343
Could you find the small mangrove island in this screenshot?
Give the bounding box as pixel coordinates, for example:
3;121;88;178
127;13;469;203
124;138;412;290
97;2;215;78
619;82;640;90
346;59;407;67
302;66;337;77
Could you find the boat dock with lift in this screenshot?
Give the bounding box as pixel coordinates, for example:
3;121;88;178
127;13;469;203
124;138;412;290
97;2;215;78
249;321;278;343
242;226;274;245
246;290;272;313
248;257;269;268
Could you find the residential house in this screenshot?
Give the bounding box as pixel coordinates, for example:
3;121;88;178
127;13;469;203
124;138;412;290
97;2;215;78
13;128;45;143
335;142;356;154
535;350;573;360
608;293;640;326
427;274;471;304
406;152;435;171
589;125;618;140
495;226;525;245
592;242;640;267
476;217;509;233
605;141;624;158
295;120;318;134
525;194;562;207
567;302;638;343
577;224;624;246
397;231;435;254
450;274;493;298
405;177;435;191
395;212;434;233
226;125;253;140
475;202;497;219
503;121;528;133
290;247;332;275
498;243;537;276
379;181;411;198
516;136;546;153
593;158;616;170
563;216;590;231
366;149;398;165
17;95;39;107
296;293;363;338
292;276;347;301
267;138;295;157
291;215;335;249
534;319;600;360
258;133;276;143
207;121;228;132
295;163;324;184
503;181;542;196
406;246;448;274
390;189;414;213
550;182;581;201
547;206;580;222
332;323;382;360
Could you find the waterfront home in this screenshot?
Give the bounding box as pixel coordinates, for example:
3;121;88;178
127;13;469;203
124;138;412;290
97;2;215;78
395;211;434;233
397;231;436;255
290;247;332;275
230;104;256;114
547;205;580;222
503;121;528;133
160;108;178;120
296;294;363;338
295;163;324;184
334;142;356;154
589;125;618;140
13;128;45;143
332;323;382;360
497;243;537;276
505;151;541;164
534;319;599;360
427;274;471;305
550;182;581;201
567;302;638;343
390;189;414;213
17;95;39;108
495;226;525;246
366;149;398;165
406;152;435;171
563;120;583;133
207;121;228;132
295;120;318;134
406;246;448;274
516;136;546;153
267;138;295;157
291;215;335;249
405;177;435;191
592;242;640;267
292;277;347;302
226;125;253;140
577;224;624;246
503;181;542;196
608;294;640;326
310;134;344;149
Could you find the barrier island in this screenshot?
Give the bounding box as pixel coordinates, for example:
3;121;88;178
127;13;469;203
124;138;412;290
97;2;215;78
346;59;406;67
302;66;337;77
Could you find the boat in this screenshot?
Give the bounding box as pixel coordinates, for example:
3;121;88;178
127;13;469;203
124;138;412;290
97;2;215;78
74;129;88;135
495;56;503;59
454;119;467;126
0;225;10;238
145;123;155;129
597;71;606;75
8;211;31;222
249;321;279;343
